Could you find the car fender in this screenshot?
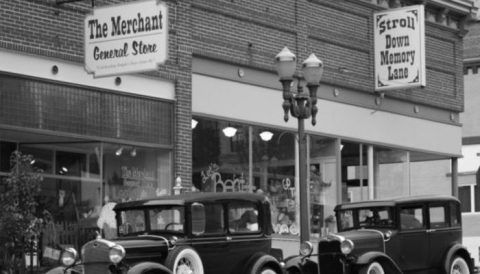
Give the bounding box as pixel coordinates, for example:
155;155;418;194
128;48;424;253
243;252;283;274
284;255;318;274
127;262;173;274
44;266;67;274
356;251;402;274
44;266;82;274
442;243;474;274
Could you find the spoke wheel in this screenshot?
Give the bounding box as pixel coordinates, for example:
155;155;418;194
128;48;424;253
165;247;204;274
359;261;385;274
450;257;470;274
259;267;277;274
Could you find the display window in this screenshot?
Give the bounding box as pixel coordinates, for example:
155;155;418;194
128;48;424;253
192;116;338;238
0;139;172;244
342;142;452;203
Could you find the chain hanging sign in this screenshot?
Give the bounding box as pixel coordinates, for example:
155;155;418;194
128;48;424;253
374;5;426;91
84;0;168;78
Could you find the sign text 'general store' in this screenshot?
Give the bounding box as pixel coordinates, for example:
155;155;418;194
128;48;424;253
84;0;168;77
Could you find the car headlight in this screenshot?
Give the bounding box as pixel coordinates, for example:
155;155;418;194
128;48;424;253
61;247;78;266
340;239;354;255
299;241;314;256
109;244;126;264
169;236;178;246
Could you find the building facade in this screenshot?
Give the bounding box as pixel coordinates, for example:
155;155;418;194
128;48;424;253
460;0;480;265
0;0;475;261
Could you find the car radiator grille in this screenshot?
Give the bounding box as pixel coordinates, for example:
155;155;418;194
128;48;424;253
318;253;344;274
82;240;112;273
318;240;340;252
318;240;344;274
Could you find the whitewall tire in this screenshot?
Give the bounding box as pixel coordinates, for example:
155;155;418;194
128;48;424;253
165;246;204;274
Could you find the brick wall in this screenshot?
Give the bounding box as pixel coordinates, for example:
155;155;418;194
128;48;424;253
191;0;467;111
0;0;471;185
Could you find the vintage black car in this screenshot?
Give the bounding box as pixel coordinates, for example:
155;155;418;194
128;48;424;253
285;195;473;274
47;192;284;274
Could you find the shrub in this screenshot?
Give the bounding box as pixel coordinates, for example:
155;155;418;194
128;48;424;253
0;151;44;273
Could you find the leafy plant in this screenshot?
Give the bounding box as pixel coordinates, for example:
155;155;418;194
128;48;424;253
0;151;44;273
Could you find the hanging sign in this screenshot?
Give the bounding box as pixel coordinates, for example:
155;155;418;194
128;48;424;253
374;5;425;91
84;0;168;78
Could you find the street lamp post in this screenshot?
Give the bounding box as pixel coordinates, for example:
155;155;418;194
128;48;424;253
274;47;323;243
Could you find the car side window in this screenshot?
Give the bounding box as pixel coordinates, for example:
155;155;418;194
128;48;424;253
228;201;259;233
400;206;424;230
120;209;145;233
191;202;224;236
429;205;448;229
450;202;461;227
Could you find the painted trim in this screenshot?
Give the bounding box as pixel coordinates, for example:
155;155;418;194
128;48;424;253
192;73;462;157
0;48;175;101
192;57;460;126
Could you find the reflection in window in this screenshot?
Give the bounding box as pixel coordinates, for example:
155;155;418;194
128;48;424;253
459;186;472;212
310;136;337;236
19;146;52;173
56;151;86;176
229;201;259;233
450;202;460;227
119;209;145;234
400;207;424;230
192;116;339;237
338;210;354;231
429;206;447;228
149;206;184;232
103;144;171;202
0;141;16;172
193;119;249;192
204;203;224;234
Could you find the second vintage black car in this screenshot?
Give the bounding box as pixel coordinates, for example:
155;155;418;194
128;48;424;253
47;192;284;274
285;195;473;274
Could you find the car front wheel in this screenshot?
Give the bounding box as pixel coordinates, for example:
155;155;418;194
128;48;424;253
165;246;204;274
258;267;277;274
359;261;385;274
450;256;470;274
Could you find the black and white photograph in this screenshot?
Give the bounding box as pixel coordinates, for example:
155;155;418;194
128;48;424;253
0;0;479;273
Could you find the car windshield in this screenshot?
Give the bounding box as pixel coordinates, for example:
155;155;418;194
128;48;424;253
337;206;395;231
117;205;185;235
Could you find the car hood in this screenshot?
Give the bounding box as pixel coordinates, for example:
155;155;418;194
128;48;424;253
111;235;173;262
325;229;386;255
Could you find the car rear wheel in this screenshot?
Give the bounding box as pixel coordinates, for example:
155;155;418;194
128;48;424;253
165;246;204;274
450;256;470;274
359;261;385;274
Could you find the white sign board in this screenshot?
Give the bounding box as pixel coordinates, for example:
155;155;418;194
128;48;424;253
84;0;168;78
374;5;426;91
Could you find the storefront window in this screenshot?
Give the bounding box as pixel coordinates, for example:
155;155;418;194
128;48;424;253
9;143;103;229
2;141;172;239
56;151;86;176
341;142;368;203
192;117;300;236
0;141;16;172
342;141;452;202
193;117;453;239
103;144;172;203
192;118;250;192
375;147;410;198
309;136;337;237
252;127;296;236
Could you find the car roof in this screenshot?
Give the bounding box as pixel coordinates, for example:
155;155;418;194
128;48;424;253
335;195;459;211
114;192;267;210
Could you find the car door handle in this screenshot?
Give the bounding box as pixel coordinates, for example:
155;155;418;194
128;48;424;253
226;236;232;241
426;229;436;233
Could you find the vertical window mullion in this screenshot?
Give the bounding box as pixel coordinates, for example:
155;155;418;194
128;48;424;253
471;185;475;213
